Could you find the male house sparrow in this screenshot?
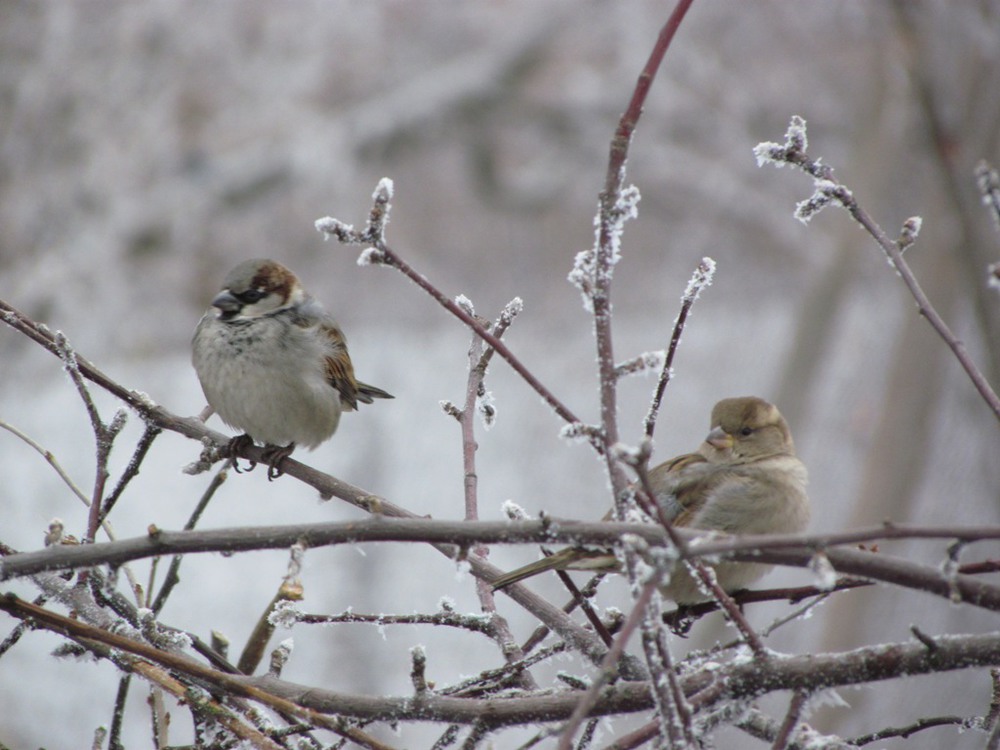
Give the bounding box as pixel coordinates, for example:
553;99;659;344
192;258;392;479
493;397;810;603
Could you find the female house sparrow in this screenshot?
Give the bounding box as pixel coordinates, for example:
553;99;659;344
192;258;393;479
493;397;810;603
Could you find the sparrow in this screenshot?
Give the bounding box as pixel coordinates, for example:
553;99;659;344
192;258;393;479
493;397;810;603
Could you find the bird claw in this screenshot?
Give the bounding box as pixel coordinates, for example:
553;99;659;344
224;435;294;480
260;443;295;481
227;434;257;474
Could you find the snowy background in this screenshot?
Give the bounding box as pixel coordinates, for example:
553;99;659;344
1;2;998;747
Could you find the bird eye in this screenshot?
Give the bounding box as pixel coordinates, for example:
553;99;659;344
740;427;753;436
238;289;267;304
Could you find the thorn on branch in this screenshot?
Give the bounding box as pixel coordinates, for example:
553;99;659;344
910;625;938;653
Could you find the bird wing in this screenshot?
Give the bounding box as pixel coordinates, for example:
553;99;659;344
320;323;364;411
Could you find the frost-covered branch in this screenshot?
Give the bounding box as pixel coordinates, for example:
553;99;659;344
316;195;582;429
453;300;535;688
8;592;1000;730
756;116;1000;422
7;520;1000;614
0;297;618;674
645;257;716;439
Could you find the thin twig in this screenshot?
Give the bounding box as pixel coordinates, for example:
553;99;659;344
316;211;581;430
639;589;696;748
101;424;162;521
851;715;969;746
556;578;661;750
756;116;1000;421
645;257;716;440
457;303;536;689
298;609;496;635
770;690;808;750
151;463;229;614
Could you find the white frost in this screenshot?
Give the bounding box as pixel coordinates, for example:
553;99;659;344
682;257;716;303
373;177;394;202
454;294;475;316
501;500;530;521
357;247;385;266
501;297;523;323
477;389;496;430
268;600;303;628
314;216;350;237
808;551;838;591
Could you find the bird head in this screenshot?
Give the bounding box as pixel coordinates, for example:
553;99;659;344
208;258;306;322
702;396;795;463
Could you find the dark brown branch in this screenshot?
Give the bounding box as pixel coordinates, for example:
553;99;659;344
6;592;1000;729
851;715;969;746
6;520;1000;614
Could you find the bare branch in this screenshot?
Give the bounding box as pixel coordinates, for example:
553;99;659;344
757;116;1000;421
645;257;716;440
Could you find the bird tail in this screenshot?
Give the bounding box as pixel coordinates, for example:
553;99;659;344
492;547;619;591
355;381;394;404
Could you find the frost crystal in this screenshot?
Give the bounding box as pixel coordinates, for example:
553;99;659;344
559;422;599;444
454;294;475;316
501;500;530;521
357;247;386;266
133;391;158;408
373;177;394;202
614;351;666;379
500;297;523;323
437;596;456;613
477;389;496;429
794;177;853;224
754;115;808;167
568;185;641;310
753;140;786;168
808;552;838;591
439;400;462;420
268;600;303;628
682;257;716;303
314;216;353;239
785;115;808;152
610;442;643;464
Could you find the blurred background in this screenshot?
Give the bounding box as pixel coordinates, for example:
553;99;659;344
1;1;998;747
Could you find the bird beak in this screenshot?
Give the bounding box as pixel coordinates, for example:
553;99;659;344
211;290;243;315
705;426;733;451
